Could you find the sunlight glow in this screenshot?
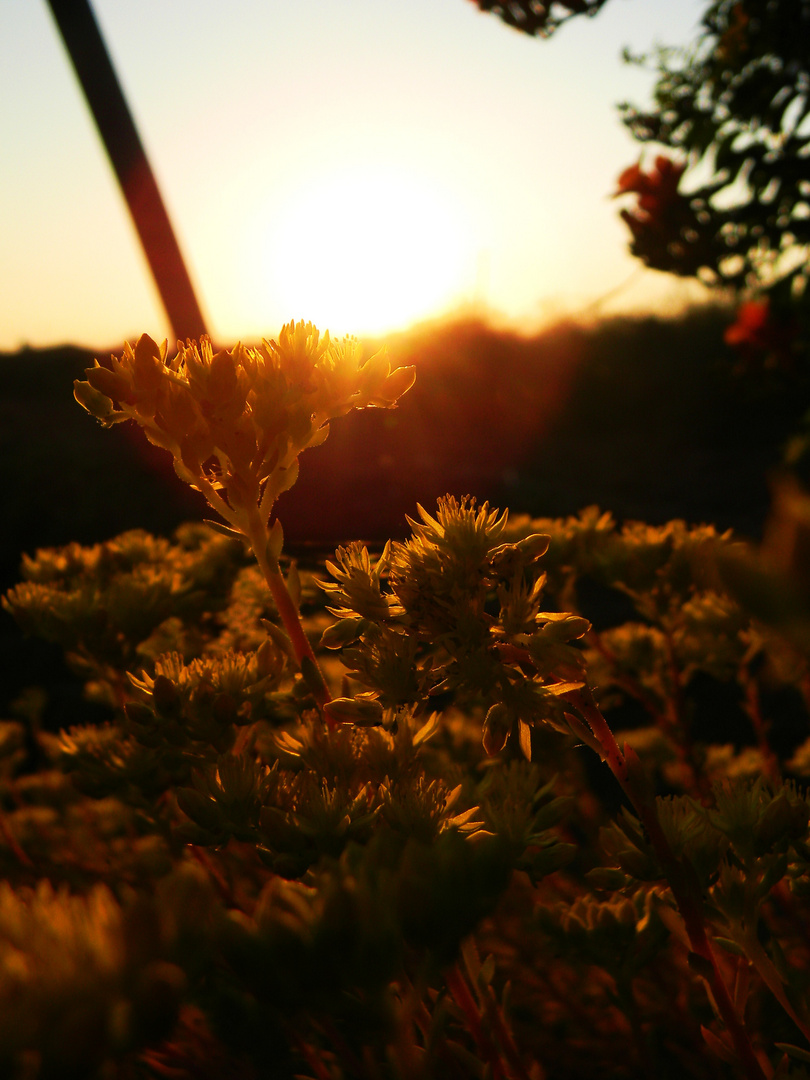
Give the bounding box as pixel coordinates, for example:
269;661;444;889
261;166;475;336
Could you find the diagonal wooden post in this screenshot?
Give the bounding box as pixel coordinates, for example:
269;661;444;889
45;0;208;343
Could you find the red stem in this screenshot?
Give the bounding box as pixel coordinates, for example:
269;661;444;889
444;963;508;1080
190;846;237;909
741;671;782;785
566;688;768;1080
586;629;663;723
245;511;334;722
613;628;706;802
478;983;534;1080
0;813;34;869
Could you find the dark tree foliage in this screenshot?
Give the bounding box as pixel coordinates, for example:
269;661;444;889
467;0;608;38
469;0;810;368
617;0;810;304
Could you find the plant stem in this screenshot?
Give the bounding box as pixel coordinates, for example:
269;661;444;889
244;510;333;717
585;628;662;723
460;940;535;1080
740;927;810;1045
0;813;34;869
478;982;535;1080
740;671;782;785
566;688;769;1080
444;963;508;1080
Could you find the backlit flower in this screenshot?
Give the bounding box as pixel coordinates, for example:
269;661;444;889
75;322;415;532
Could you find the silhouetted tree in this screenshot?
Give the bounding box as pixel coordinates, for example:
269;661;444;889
617;1;810;302
471;0;810;366
467;0;608;38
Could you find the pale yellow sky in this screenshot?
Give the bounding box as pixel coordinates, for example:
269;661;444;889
0;0;710;350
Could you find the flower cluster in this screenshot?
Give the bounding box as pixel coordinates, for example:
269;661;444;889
724;298;798;373
615;156;686;218
74;322;415;532
614;155;713;277
320;496;590;756
2;524;243;708
74;322;415;709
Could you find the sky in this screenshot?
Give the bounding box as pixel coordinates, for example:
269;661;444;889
0;0;712;351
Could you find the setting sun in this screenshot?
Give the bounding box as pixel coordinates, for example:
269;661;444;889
260;166;476;336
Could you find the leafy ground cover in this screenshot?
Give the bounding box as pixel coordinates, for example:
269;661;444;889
2;308;809;1078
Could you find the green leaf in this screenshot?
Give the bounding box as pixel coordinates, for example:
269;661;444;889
319;616;366;650
324;696;384;726
203;519;244;541
267;519;284;565
518;720;532;761
260;619;295;660
775;1043;810;1065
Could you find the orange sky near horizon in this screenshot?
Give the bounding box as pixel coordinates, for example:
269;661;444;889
0;0;711;351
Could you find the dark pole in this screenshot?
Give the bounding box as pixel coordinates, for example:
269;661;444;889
45;0;208;342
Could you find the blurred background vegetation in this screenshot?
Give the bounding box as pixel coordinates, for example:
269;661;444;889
3;303;805;726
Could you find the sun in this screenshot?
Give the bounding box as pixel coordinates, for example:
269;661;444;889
261;165;473;336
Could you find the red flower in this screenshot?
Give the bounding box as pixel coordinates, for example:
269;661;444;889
724;298;797;372
615;156;687;219
613;156;708;276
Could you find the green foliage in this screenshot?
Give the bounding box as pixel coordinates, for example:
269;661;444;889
471;0;809;313
618;0;810;300
320;496;589;756
2;524;244;707
473;0;809;378
7;490;810;1077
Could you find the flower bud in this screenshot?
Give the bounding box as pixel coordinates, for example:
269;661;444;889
124;701;155;726
256;638;282;680
585;867;628;890
376;365;417;405
324;696;384;726
320;616;367;650
132;334;165;395
483;703;512;756
516;533;551;561
84;365;132;404
73;379;116;420
176;787;222;832
151;674;180;717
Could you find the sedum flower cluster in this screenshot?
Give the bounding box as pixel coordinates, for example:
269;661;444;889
74;322;415;534
74;322;416;714
3;524;243;709
320;496;591;756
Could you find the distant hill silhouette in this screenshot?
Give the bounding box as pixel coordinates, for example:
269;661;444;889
3;307;802;576
281;305;803;543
